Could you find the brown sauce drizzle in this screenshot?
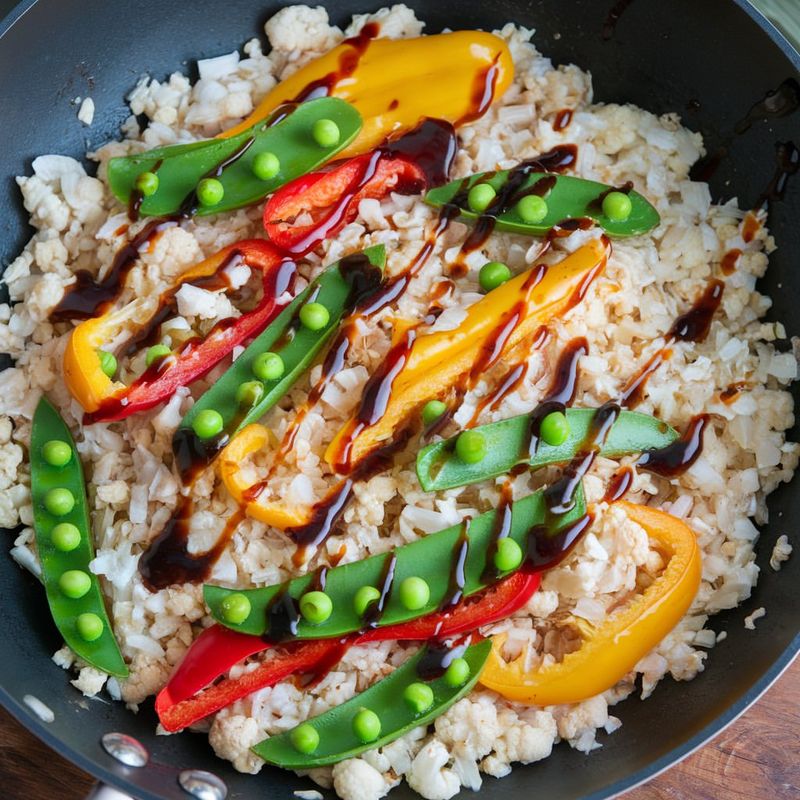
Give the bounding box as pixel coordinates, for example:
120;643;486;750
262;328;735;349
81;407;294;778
603;465;634;503
553;109;574;132
128;158;164;222
619;347;671;409
295;636;355;688
668;280;724;343
455;56;502;128
263;587;301;643
481;480;514;582
361;553;398;629
636;414;709;477
720;381;748;405
735;79;800;135
601;0;637;40
441;519;471;609
757;141;799;209
741;212;761;244
720;248;742;276
383;118;457;188
416;639;471;681
589;181;633;213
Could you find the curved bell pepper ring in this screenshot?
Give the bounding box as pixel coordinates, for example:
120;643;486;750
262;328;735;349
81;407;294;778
478;501;702;706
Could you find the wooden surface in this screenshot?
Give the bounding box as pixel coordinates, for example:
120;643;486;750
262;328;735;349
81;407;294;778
0;658;797;800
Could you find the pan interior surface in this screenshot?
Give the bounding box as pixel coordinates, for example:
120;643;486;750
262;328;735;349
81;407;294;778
0;1;798;799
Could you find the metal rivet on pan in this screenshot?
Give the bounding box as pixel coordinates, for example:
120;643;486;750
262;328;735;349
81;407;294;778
178;769;228;800
101;732;149;767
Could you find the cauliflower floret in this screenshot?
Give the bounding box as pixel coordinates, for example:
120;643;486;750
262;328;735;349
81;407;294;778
433;695;498;759
407;741;460;800
331;758;390;800
481;708;557;777
553;694;609;752
120;654;171;705
71;666;108;697
264;5;339;53
209;714;263;774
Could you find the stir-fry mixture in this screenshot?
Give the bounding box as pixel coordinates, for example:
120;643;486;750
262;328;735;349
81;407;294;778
2;6;797;799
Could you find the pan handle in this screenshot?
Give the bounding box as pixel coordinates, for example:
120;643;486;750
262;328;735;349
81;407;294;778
85;784;136;800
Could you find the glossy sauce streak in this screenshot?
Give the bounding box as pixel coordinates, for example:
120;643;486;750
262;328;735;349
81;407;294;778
553;109;574;132
361;553;398;629
264;588;301;643
637;414;709;477
601;0;637;39
735;79;800;135
481;480;514;582
757;141;799;209
741;212;762;244
603;465;634;502
416;639;471;681
589;181;633;213
128;158;164;222
720;248;742;276
455;57;502;127
442;519;471;609
619;347;671;409
668;280;724;343
720;381;748;405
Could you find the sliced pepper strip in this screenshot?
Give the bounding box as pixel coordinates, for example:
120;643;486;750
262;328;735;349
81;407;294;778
478;501;702;706
222;31;513;158
64;240;292;421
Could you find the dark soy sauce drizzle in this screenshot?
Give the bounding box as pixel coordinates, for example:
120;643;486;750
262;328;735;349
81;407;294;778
618;347;671;409
603;465;634;502
481;480;514;582
588;181;633;212
263;588;302;643
361;553;398;629
668;280;724;343
553;109;574;132
441;519;471;609
601;0;637;40
383;118;457;188
757;141;799;208
455;56;502;127
720;248;742;276
128;158;164;222
636;414;709;477
416;639;471;680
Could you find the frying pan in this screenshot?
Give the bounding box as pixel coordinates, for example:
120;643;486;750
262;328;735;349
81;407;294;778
1;1;798;798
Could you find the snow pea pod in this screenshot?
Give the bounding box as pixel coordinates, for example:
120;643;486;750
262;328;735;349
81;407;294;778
173;246;385;478
417;408;677;492
107;97;361;217
204;481;587;637
252;639;491;768
30;397;128;677
425;169;660;238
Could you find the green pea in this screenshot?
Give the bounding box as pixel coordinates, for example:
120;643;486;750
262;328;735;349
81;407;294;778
290;722;320;754
51;522;81;553
540;411;570;446
59;569;91;599
455;430;487;464
478;261;512;292
42;440;72;468
312;118;341;148
252;351;285;381
443;657;470;688
299;302;331;331
353;585;381;617
98;350;118;379
352;708;381;743
421;400;447;426
220;592;252;625
252;151;281;181
236;380;265;407
467;183;496;213
602;191;633;222
44;488;75;517
135;171;159;197
192;409;224;440
398;576;430;611
145;344;171;367
76;612;104;642
493;538;523;572
516;194;548;224
197;177;225;207
299;591;333;624
403;682;434;714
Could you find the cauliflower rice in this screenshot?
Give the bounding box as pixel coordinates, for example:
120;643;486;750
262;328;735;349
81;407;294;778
1;5;797;799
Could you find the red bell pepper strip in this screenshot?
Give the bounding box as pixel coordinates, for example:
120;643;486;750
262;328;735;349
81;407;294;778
156;569;539;732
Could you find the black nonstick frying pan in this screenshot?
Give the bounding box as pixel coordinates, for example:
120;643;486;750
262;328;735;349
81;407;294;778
1;1;798;798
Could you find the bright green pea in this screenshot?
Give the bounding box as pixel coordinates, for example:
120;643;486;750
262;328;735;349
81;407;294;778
299;302;330;331
312;118;341;148
602;191;633;222
398;576;430;611
479;261;512;292
540;411;570;446
51;522;81;553
299;591;333;624
516;194;548;224
352;708;381;743
135;171;159;197
145;344;171;367
192;409;224;440
467;183;496;213
353;585;381;617
42;440;72;468
252;151;281;180
494;538;523;572
98;350;118;379
76;612;104;642
44;488;75;517
252;352;285;381
197;177;225;207
236;380;265;407
443;657;470;688
290;722;320;755
403;682;434;714
220;593;252;625
421;400;448;426
59;570;91;599
455;430;487;464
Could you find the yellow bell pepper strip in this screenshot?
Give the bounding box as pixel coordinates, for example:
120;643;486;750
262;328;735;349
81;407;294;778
325;238;611;474
221;30;514;158
478;501;702;706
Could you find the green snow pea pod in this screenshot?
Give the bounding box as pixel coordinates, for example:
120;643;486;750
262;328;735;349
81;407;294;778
204;482;586;637
30;397;128;677
425;169;660;238
416;407;677;492
107;97;362;218
252;639;491;768
173;246;385;478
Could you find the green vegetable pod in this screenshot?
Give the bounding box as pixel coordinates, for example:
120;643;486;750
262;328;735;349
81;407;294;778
107;97;362;217
252;640;491;768
425;170;660;238
204;482;587;637
416;408;677;492
173;245;385;475
30;398;128;677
